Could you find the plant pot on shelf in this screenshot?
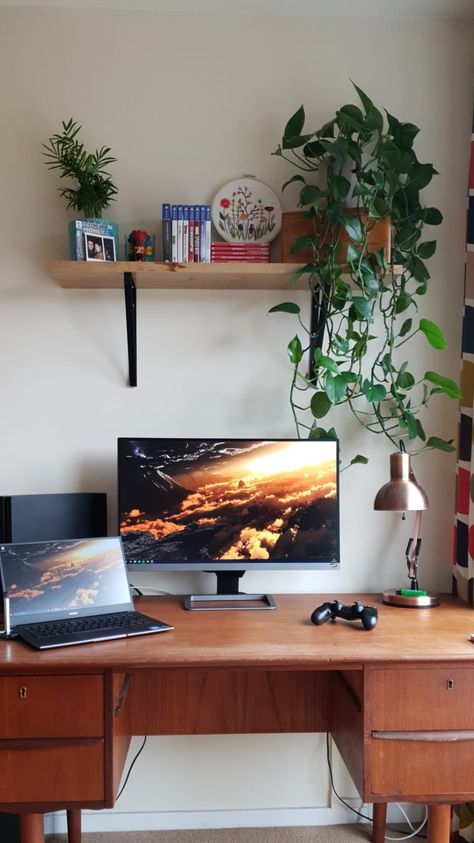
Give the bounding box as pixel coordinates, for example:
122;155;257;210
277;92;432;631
69;218;119;262
280;210;391;265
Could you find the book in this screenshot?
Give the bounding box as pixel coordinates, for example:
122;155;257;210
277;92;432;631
199;205;206;263
188;205;195;263
162;203;172;262
205;206;211;263
177;205;184;263
183;206;189;263
69;219;119;261
194;205;200;262
171;205;178;262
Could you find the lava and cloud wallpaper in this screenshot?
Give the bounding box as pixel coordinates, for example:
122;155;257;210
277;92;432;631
0;538;130;620
119;439;339;567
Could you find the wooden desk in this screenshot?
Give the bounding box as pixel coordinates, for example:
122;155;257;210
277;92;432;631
1;593;474;843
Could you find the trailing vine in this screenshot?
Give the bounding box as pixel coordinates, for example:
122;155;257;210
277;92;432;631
272;84;460;461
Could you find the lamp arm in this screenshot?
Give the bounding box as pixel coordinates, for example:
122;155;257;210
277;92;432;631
406;510;422;588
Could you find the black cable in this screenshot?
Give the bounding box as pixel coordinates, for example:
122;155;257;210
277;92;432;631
129;583;143;597
116;736;147;800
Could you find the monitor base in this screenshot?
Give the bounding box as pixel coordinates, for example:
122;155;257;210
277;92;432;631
184;593;276;611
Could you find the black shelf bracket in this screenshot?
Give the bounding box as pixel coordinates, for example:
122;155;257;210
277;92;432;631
124;272;137;387
309;286;326;382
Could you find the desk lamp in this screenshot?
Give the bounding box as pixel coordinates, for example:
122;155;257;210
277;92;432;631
374;445;439;607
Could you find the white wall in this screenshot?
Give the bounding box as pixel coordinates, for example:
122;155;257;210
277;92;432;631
0;7;473;832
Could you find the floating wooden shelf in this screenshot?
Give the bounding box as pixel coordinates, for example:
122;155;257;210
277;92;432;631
49;261;403;387
49;260;403;290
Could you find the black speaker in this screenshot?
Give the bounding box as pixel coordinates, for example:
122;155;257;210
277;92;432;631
0;493;107;543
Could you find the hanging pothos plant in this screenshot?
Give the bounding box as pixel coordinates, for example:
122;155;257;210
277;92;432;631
271;83;460;462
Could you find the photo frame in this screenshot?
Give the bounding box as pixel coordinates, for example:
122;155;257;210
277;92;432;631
84;233;105;262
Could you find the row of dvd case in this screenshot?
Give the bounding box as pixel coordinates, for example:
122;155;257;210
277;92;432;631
162;204;211;263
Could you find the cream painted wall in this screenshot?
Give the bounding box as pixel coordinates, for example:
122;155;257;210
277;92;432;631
0;7;473;831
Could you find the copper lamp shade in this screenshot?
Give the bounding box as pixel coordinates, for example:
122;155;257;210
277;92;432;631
374;452;428;513
374;450;439;608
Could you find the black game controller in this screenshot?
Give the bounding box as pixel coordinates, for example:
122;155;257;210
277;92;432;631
311;600;378;630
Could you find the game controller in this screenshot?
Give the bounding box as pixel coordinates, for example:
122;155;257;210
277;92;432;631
310;600;378;630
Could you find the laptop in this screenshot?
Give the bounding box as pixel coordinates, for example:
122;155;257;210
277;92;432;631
0;536;173;649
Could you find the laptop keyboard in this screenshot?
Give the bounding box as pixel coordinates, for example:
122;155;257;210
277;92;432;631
19;611;155;640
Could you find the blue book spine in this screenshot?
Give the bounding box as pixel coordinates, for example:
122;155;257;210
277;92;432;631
199;205;207;262
171;205;178;262
177;205;184;263
162;203;172;262
205;205;211;263
193;204;201;262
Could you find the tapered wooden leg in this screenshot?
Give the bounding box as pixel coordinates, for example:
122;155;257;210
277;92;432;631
372;802;387;843
67;809;81;843
427;804;451;843
19;814;44;843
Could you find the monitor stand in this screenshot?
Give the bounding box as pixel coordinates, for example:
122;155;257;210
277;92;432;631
184;571;276;611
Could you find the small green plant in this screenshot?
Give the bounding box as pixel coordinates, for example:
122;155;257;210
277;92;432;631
271;83;461;461
42;118;117;219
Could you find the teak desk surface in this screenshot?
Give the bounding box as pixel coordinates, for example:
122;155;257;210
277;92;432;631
1;593;474;843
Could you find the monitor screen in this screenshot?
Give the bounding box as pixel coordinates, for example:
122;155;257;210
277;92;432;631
118;438;340;571
0;537;132;625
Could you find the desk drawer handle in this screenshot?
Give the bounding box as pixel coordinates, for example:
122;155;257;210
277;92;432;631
447;679;454;690
18;686;27;700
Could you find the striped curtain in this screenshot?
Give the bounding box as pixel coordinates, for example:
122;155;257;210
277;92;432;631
451;107;474;842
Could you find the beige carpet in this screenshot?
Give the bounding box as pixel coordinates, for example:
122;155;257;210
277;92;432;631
46;823;422;842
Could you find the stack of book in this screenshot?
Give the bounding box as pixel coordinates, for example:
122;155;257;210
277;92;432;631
211;242;270;263
162;204;211;263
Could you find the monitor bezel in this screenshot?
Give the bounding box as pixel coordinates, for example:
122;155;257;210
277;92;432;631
117;437;341;572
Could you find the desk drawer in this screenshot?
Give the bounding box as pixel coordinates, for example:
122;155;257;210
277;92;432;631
371;668;474;731
369;735;474;798
0;675;104;738
0;742;105;804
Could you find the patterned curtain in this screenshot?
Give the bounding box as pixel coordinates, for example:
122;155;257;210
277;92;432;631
451;106;474;842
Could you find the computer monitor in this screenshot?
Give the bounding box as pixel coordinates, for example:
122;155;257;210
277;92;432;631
118;438;339;608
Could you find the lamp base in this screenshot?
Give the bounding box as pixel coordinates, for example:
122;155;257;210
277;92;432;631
383;588;440;608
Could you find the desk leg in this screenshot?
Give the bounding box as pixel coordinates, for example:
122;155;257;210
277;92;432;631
372;803;387;843
67;809;81;843
19;814;44;843
427;804;451;843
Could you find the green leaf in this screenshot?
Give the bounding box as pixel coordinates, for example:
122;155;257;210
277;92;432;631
349;454;369;466
424;371;462;399
316;119;336;138
347;243;361;263
404;411;418;439
419;318;447;349
282;174;306;192
341;215;363;243
282;133;314;150
314;348;340;374
417;240;437;259
303;140;326;158
310;392;332;419
287;335;303;365
332;174;351;198
395;291;413;314
288;264;314;289
362;379;387;402
352;82;384;132
409;163;438;190
421;207;443;225
300;184;323;208
426;436;456;452
351;296;373;322
325;374;347;404
332;335;350;354
399;318;412;338
290;234;315;254
268;302;301;315
284;105;305;138
396;371;415;390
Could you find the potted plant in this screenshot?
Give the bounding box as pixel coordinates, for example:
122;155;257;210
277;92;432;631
271;84;461;462
42;118;119;260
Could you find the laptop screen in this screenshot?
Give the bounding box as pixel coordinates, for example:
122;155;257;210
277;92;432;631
0;537;133;627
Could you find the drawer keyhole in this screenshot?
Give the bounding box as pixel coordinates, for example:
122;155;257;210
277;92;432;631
446;679;455;691
18;686;27;699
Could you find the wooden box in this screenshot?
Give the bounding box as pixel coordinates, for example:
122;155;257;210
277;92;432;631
280;211;391;265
